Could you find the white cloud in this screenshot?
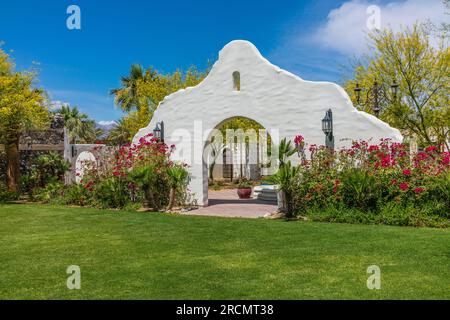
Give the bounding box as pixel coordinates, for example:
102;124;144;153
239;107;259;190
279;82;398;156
310;0;448;55
49;100;69;111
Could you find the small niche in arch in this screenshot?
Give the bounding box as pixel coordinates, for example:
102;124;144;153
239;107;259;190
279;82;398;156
232;71;240;91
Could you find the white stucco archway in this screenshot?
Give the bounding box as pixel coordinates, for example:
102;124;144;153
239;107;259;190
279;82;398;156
133;40;402;206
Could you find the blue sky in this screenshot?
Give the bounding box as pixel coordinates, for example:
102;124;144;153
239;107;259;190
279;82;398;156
0;0;446;122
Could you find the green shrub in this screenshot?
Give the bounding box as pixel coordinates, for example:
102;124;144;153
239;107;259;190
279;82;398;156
304;203;449;228
0;181;20;202
305;206;376;225
31;152;70;188
62;184;92;206
287;138;450;227
93;176;131;209
376;202;449;228
32;181;66;203
340;169;379;211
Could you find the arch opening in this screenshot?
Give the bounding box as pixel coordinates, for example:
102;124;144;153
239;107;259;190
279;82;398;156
203;116;275;206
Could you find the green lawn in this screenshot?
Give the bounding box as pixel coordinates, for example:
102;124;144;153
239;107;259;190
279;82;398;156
0;204;448;300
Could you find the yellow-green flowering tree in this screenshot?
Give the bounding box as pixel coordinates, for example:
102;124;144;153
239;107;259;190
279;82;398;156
0;49;49;192
344;24;450;148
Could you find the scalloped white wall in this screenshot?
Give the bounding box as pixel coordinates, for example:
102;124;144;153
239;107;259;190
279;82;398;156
133;40;402;206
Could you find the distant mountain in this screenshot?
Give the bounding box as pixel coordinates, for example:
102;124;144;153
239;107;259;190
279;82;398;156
95;121;117;139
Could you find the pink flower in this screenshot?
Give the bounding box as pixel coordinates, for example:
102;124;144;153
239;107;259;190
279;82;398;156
425;146;438;153
442;152;450;165
294;135;304;146
381;155;391;167
399;182;409;191
414;187;424;194
333;179;340;193
403;169;411;176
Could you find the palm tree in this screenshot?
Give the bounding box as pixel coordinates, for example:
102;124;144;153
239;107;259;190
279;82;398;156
58;105;97;144
166;165;189;210
110;64;147;112
265;138;299;218
106;118;130;146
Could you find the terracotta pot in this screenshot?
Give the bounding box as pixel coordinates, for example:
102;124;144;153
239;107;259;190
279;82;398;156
237;188;252;199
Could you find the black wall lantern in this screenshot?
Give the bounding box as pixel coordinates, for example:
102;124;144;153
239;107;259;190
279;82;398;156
322;109;334;150
71;144;78;158
71;145;77;158
153;121;165;143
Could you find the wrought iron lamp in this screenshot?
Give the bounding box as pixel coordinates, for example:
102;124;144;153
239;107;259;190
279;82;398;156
322;109;334;150
71;145;77;158
153;121;165;143
354;79;400;117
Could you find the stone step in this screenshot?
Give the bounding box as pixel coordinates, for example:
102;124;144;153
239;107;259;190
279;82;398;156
256;188;278;203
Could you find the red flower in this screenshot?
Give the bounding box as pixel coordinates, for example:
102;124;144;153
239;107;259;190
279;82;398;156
441;152;450;165
399;182;409;191
381;155;391;167
402;169;411;175
425;146;438;153
414;187;424;194
294;135;304;146
333;179;340;193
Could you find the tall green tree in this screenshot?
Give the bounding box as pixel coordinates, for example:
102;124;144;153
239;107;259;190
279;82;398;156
0;49;49;192
110;64;147;113
106;118;130;146
110;65;209;140
57;105;99;144
344;24;449;148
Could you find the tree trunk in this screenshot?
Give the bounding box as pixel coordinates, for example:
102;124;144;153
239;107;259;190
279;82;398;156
167;188;176;211
284;191;294;219
6;139;20;193
209;159;215;183
145;188;159;211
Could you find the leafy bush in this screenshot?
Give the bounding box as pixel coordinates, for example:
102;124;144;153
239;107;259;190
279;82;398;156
32;152;70;187
21;152;70;198
58;134;189;211
288;137;450;227
62;183;92;207
340;169;379;211
236;178;252;189
92;176;131;209
0;181;19;202
32;181;66;204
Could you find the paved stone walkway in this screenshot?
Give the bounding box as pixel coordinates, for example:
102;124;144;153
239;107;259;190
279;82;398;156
185;189;278;218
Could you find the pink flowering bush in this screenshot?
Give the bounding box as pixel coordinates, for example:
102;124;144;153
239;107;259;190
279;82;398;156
290;137;450;227
63;134;189;210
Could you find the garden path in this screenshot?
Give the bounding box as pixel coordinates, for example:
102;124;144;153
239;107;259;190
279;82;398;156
185;189;278;218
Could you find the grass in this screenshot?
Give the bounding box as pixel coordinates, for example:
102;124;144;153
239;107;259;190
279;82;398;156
0;204;449;300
